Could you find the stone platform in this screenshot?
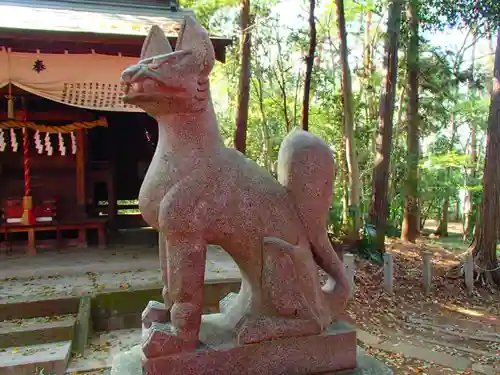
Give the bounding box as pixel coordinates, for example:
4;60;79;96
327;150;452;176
145;319;356;375
111;344;392;375
111;316;392;375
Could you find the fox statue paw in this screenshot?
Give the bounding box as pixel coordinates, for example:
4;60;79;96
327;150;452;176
142;322;198;358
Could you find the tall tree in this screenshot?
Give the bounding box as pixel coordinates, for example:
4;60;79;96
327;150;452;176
435;43;471;237
234;0;252;153
463;31;478;239
369;0;403;251
301;0;317;131
468;27;500;287
336;0;361;238
401;0;420;242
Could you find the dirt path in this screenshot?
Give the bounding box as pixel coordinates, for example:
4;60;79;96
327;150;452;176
347;239;500;374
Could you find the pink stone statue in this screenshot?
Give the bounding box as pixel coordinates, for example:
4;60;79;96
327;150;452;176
120;15;349;358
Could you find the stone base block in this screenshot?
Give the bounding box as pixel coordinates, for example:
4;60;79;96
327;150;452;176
142;319;357;375
111;345;392;375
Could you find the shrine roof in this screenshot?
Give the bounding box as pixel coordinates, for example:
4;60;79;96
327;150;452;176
0;0;213;37
0;0;232;61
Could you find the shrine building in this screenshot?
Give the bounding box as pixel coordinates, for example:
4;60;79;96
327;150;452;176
0;0;232;254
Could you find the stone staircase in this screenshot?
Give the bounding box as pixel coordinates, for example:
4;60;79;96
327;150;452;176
0;279;240;375
0;315;76;375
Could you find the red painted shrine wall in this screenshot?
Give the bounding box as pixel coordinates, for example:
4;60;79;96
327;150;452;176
0;147;78;220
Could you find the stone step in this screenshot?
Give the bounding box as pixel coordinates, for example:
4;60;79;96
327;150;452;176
66;328;141;374
0;315;76;349
0;341;72;375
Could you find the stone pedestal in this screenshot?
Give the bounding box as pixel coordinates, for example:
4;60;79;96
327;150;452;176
143;319;356;375
111;303;392;375
111;344;393;375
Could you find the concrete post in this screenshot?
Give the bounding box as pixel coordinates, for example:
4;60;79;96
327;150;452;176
383;253;394;294
422;251;432;294
464;253;474;295
343;253;355;298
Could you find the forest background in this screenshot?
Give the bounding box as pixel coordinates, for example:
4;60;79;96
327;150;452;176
176;0;500;287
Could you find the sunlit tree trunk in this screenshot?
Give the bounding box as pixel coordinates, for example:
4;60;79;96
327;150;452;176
252;66;272;172
336;0;361;239
401;0;420;243
369;0;403;251
234;0;251;153
363;10;378;156
301;0;317;131
469;27;500;287
464;123;477;238
339;138;350;226
435;107;457;237
464;30;478;239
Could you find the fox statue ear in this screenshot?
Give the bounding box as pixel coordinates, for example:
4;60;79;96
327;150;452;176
175;15;215;76
141;25;173;60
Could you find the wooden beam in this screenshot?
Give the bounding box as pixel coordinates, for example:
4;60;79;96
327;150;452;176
0;27;232;62
0;110;96;123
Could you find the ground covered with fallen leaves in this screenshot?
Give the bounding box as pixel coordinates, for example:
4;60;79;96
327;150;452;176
344;237;500;374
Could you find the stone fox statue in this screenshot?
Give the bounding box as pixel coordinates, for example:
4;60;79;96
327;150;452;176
120;15;349;354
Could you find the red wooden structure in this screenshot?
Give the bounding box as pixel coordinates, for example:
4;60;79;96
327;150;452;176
0;0;231;254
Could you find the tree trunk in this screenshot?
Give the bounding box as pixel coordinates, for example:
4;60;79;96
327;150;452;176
435;199;449;236
253;66;272;172
435;108;457;237
234;0;251;154
363;10;378;155
340;138;350;226
368;0;403;251
336;0;361;239
468;27;500;288
301;0;317;131
464;30;478;240
401;0;420;243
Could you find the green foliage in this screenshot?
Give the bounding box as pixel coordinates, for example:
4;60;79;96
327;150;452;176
185;0;493;251
180;0;240;30
357;224;385;265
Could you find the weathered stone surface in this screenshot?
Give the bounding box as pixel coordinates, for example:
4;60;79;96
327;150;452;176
143;321;356;375
218;292;238;315
0;315;75;349
342;348;393;375
0;296;79;321
0;341;72;375
119;13;350;358
142;301;170;329
73;295;92;354
112;345;392;375
142;322;197;359
236;316;321;345
91;280;241;331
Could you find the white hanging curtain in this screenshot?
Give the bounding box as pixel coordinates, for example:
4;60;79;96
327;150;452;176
0;48;8;89
4;51;144;112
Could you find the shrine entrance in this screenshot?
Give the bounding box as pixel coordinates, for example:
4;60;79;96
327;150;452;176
0;48;157;254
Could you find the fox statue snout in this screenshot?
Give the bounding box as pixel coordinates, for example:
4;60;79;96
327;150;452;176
119;17;215;116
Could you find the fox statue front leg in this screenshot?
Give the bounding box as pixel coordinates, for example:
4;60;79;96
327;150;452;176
142;234;207;358
141;232;171;331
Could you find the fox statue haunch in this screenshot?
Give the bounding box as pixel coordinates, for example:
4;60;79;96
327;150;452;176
120;15;349;355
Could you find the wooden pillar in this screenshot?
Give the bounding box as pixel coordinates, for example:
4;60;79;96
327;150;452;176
107;125;118;232
75;129;87;216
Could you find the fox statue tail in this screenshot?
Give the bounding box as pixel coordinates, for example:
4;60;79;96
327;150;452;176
277;127;349;316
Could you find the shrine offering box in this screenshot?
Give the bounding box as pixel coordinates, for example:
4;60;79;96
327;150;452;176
3;198;22;223
34;199;57;222
2;198;57;223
